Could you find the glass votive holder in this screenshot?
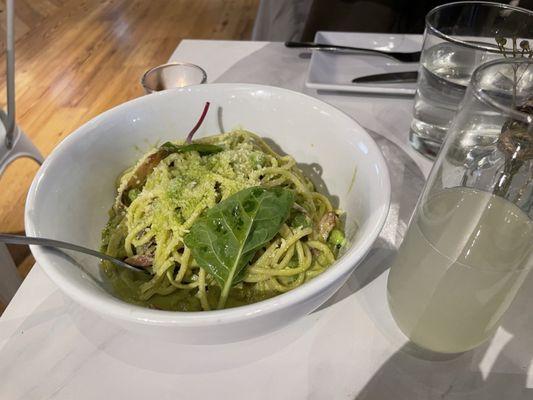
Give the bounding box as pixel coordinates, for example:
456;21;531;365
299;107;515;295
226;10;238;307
140;62;207;93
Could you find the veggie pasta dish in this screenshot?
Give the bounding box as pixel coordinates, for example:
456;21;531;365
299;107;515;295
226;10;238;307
100;103;346;311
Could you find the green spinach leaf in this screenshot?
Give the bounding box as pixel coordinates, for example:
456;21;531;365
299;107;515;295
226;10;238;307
184;186;294;308
160;141;223;156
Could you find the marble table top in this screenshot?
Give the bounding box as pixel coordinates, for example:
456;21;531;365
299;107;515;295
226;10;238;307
1;38;532;400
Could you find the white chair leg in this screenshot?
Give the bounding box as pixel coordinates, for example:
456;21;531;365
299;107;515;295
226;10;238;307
0;0;41;307
0;126;43;176
0;126;44;304
0;242;22;305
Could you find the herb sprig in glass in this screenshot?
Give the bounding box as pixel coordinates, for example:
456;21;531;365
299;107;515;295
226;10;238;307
492;36;533;201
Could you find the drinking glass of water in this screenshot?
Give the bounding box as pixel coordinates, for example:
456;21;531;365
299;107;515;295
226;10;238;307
388;58;533;354
410;1;533;158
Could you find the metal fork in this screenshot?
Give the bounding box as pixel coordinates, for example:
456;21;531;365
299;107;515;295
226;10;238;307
285;41;421;63
0;233;146;273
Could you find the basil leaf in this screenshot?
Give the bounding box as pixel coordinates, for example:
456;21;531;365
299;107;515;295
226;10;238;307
184;186;294;309
160;141;223;155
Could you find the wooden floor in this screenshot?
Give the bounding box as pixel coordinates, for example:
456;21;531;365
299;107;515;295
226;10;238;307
0;0;258;303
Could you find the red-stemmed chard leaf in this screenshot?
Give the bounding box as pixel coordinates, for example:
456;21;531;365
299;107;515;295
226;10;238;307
186;101;210;143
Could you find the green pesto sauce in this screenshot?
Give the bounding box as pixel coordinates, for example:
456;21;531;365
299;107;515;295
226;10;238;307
102;262;277;311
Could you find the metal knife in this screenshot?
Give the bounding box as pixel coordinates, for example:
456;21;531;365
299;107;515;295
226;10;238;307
352;71;418;83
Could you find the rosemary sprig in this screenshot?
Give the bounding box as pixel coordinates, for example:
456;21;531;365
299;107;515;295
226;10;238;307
491;36;533;200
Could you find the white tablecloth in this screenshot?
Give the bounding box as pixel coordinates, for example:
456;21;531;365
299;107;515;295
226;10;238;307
1;39;532;400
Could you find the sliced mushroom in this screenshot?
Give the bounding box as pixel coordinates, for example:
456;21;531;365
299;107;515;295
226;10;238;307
119;149;168;206
124;254;154;269
137;239;156;257
317;211;338;242
292;202;309;214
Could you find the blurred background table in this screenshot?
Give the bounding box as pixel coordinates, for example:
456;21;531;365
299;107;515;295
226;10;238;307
1;38;532;400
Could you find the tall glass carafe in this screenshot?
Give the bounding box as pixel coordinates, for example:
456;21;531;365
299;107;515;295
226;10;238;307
388;58;533;354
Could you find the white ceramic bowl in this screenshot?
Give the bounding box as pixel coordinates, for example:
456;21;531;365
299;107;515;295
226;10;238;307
25;84;390;344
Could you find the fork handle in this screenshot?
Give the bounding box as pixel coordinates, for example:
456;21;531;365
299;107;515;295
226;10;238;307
285;41;395;56
0;233;145;273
